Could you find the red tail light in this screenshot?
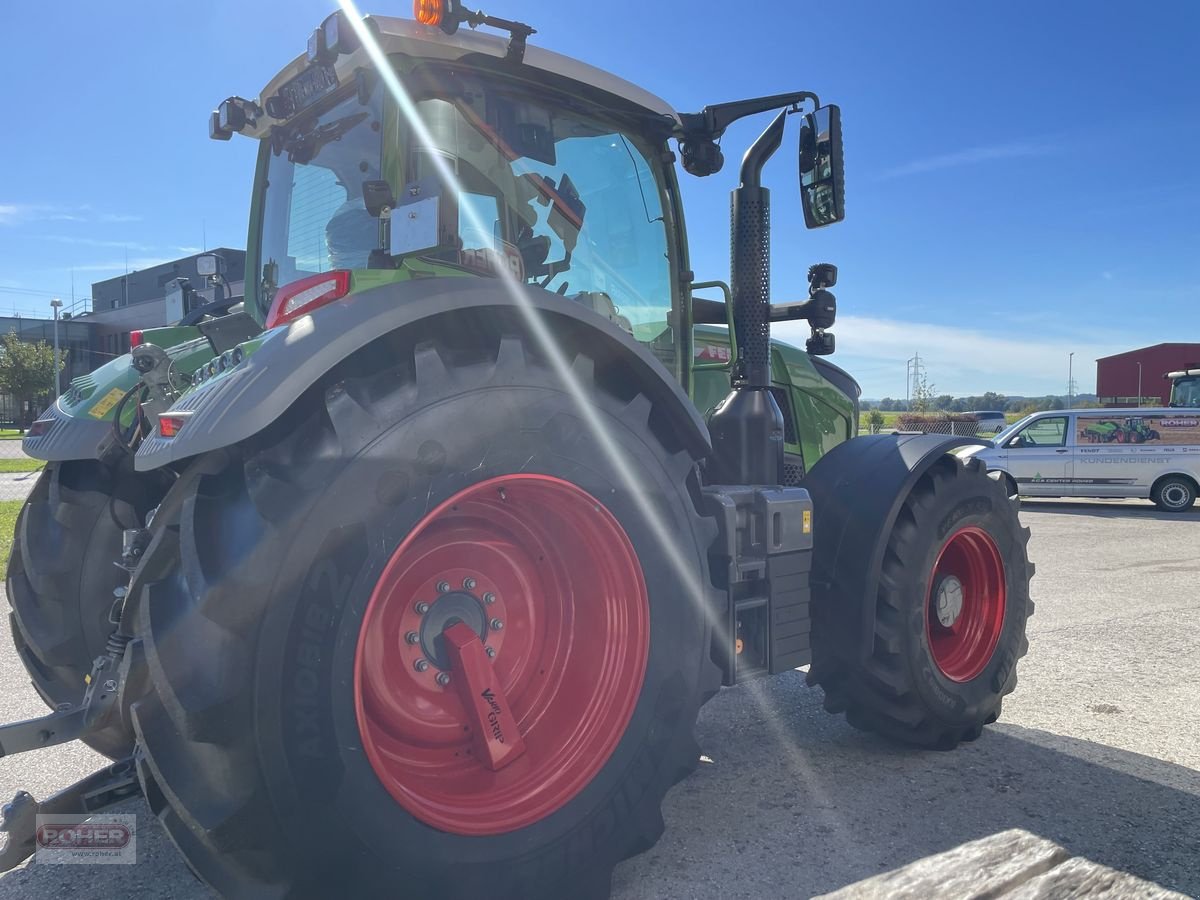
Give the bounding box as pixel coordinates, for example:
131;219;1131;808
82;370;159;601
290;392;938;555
157;413;192;439
265;271;351;329
130;330;144;348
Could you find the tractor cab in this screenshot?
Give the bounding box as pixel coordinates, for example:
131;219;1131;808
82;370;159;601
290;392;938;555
212;6;850;446
220;12;689;382
1168;369;1200;407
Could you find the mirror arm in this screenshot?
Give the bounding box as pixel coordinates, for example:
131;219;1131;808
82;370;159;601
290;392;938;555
678;91;820;142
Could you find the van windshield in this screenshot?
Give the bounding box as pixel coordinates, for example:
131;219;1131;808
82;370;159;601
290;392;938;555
991;414;1035;445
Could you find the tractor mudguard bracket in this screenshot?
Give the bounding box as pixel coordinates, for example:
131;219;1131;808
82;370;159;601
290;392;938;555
703;485;814;685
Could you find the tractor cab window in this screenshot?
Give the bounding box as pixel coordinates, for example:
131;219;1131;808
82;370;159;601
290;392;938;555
391;76;676;370
258;88;384;314
1006;416;1067;449
1172;377;1200;407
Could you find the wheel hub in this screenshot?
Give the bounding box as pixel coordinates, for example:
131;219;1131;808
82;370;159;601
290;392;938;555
925;526;1007;683
417;588;489;670
933;574;964;627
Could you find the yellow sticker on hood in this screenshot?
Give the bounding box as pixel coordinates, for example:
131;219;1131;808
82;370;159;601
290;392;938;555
88;387;127;419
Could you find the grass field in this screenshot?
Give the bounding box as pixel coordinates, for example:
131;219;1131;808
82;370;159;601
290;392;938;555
0;430;24;440
0;500;20;562
0;458;44;474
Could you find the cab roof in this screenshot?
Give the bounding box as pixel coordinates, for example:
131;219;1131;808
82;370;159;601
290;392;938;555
248;15;680;139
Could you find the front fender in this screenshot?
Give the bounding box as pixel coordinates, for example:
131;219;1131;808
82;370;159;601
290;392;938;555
135;278;712;471
803;433;985;662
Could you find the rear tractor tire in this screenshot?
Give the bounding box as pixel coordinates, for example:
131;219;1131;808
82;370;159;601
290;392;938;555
5;460;166;759
130;328;720;899
808;455;1033;749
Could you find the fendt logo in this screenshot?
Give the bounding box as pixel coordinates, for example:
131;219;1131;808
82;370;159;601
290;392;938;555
480;688;507;744
36;823;132;850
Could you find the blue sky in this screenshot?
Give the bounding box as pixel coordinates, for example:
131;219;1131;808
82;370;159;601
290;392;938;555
1;1;1196;399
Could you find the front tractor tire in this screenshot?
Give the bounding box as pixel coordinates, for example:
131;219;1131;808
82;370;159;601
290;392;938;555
130;327;719;899
5;460;164;759
808;455;1033;749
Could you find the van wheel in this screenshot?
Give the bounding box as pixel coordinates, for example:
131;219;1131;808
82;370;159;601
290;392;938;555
1152;476;1197;512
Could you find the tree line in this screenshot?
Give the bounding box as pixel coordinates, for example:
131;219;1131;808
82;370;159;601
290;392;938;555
867;392;1100;414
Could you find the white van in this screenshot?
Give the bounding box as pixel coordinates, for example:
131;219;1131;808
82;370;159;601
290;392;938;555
964;408;1200;511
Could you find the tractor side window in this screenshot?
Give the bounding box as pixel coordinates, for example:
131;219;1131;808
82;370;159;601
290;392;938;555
1008;416;1067;448
407;91;677;372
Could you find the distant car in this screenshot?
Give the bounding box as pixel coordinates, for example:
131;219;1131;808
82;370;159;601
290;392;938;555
969;410;1007;433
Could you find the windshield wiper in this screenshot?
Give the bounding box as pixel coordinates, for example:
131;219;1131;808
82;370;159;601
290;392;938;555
284;111;368;164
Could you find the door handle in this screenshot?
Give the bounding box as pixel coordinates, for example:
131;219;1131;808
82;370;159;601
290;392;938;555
1055;449;1068;453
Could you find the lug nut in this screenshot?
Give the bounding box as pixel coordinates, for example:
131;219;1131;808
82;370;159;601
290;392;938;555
490;618;504;631
463;577;476;590
415;601;430;615
483;592;496;605
414;659;430;673
485;646;496;658
435;672;451;687
404;631;419;645
437;581;450;594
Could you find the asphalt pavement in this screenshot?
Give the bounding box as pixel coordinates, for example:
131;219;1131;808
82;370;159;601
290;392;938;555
0;498;1197;898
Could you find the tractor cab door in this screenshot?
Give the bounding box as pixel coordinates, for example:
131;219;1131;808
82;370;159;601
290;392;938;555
1000;414;1072;495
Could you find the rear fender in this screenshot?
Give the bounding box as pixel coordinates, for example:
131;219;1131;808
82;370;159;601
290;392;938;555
135;278;711;471
803;433;984;662
24;337;214;464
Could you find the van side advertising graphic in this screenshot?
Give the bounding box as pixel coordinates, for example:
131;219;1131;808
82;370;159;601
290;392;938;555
1077;414;1200;447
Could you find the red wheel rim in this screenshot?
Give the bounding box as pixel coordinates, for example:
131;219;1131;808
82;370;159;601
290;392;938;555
354;474;649;835
925;526;1006;683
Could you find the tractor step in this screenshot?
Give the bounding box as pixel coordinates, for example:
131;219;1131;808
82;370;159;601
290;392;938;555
0;756;140;872
703;485;814;685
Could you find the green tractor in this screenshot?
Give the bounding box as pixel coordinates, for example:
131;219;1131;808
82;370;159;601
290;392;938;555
1;6;1032;897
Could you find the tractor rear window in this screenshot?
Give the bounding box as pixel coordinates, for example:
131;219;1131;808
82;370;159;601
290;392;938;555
258;88;383;313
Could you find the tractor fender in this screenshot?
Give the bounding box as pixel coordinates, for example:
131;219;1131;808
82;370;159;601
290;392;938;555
802;433;984;662
134;278;711;471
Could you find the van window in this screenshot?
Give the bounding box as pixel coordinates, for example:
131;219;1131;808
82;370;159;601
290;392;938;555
1008;416;1067;448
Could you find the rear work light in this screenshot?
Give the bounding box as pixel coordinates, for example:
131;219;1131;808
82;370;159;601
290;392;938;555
265;271;351;330
157;412;193;439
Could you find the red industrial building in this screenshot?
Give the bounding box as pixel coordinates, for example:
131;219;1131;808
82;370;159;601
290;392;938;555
1096;343;1200;406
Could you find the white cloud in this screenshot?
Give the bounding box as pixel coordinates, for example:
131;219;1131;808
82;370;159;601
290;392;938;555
68;257;176;273
879;141;1054;180
774;314;1133;398
39;235;153;251
0;203;140;226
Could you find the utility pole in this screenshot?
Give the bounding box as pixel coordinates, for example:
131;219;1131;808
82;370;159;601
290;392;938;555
51;298;63;397
1067;352;1074;409
906;352;925;411
1137;362;1143;408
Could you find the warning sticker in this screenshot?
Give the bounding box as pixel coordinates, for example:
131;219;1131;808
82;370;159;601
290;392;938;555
88;387;127;420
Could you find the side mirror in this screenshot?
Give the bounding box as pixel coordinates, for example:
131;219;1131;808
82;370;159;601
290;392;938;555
799;105;845;228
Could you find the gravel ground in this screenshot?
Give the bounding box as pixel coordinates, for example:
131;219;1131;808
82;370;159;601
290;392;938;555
0;497;1197;898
